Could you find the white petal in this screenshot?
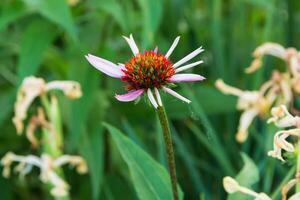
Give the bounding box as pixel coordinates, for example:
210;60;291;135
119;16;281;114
147;89;158;108
169;74;205;82
162;87;191;103
154;88;162;106
165;36;180;58
175;60;203;73
173;47;204;68
85;54;124;78
123;34;139;55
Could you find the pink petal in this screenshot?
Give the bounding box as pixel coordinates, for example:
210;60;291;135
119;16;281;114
115;89;144;102
169;74;205;82
85;54;124;78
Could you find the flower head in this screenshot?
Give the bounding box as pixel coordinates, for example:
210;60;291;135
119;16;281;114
85;34;205;108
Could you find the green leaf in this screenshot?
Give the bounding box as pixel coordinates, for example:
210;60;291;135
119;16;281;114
81;125;104;200
0;90;15;127
97;0;128;32
0;1;28;30
22;0;77;40
103;122;184;200
137;0;163;48
227;153;259;200
182;85;235;175
165;85;237;118
68;67;101;149
17;19;58;81
194;85;237;114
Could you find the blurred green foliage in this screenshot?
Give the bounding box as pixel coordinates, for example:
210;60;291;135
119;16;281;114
0;0;300;199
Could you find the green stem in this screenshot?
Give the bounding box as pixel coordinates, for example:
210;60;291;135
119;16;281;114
41;94;70;200
271;165;295;199
157;106;179;200
297;139;300;192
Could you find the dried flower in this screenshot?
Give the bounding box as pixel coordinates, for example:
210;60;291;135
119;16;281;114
268;105;300;128
223;176;240;193
26;108;56;148
223;176;271;200
245;43;286;73
268;105;300;161
1;152;87;197
245;42;300;96
215;79;277;142
289;193;300;200
68;0;80;6
85;34;205;108
282;173;300;200
12;76;82;134
267;130;296;161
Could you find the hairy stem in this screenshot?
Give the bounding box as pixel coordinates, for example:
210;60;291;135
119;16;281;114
157;106;179;200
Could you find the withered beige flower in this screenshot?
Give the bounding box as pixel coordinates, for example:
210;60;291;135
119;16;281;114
268;105;300;161
12;76;82;135
223;176;271;200
26;108;56;148
245;42;286;74
215;69;294;143
68;0;80;6
268;105;300;128
215;79;277;142
245;42;300;95
267;130;296;161
1;152;87;197
282;173;300;200
289;193;300;200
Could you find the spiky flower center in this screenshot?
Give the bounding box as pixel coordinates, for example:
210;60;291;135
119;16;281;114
121;51;175;90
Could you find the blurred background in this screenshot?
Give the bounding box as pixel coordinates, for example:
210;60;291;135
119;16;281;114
0;0;299;199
